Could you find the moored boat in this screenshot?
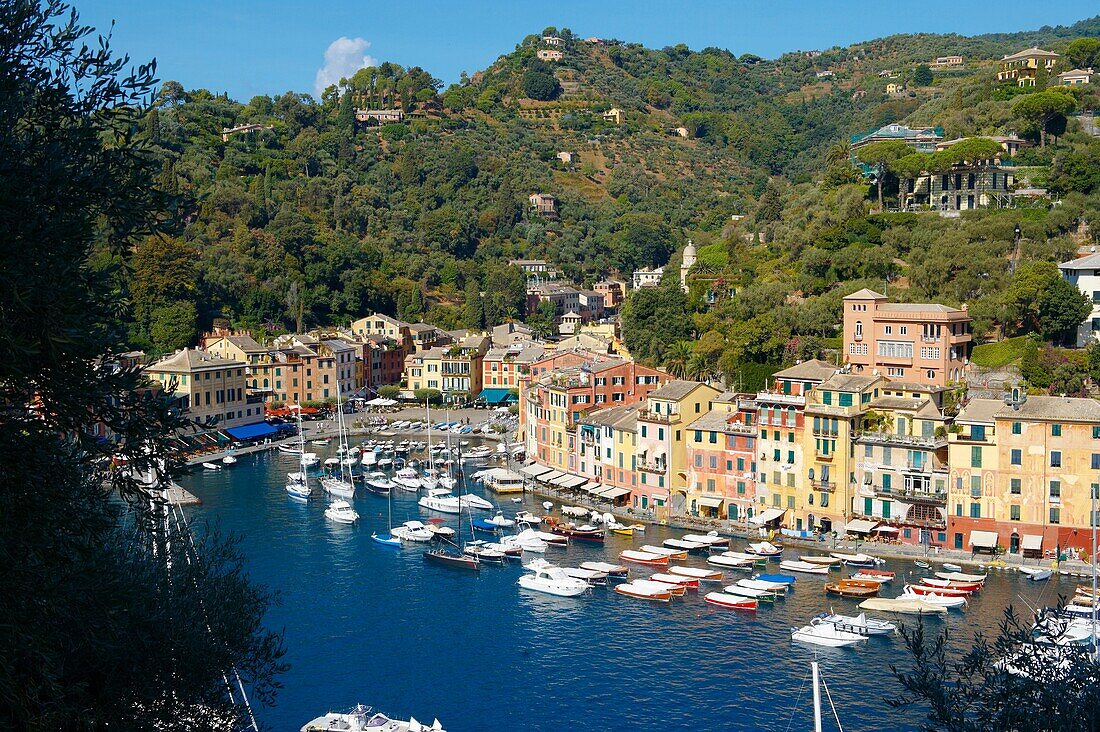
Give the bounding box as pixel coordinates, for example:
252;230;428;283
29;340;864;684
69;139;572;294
668;565;723;583
649;572;699;590
706;554;755;569
905;583;970;598
620;549;669;566
815;612;896;636
640;544;687;560
941;562;963;572
632;578;686;597
580;561;629;578
324;499;359;524
791;622;867;647
858;597;947;615
1019;566;1052;581
824;579;880;598
920;577;982;592
300;704;445;732
779;560;829;575
518;560;589;597
723;584;777;602
830;552;881;567
738;577;789;594
935;570;988;583
746;541;782;557
615;581;672;602
705;592;757;611
682;531;730;549
663;538;708;553
800;555;842;567
898;588;967;608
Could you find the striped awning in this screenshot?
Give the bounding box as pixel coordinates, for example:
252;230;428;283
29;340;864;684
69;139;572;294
600;487;631;499
519;464;551;478
537;470;564;483
582;482;603;494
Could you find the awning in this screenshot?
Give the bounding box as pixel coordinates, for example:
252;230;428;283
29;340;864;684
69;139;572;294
600;487;631;499
365;397;397;406
225;422;279;441
558;475;588;489
537;470;564;483
1022;534;1043;551
477;387;517;405
874;526;899;533
698;496;724;509
750;507;786;525
519;464;551;478
581;482;603;494
969;530;999;549
845;519;879;534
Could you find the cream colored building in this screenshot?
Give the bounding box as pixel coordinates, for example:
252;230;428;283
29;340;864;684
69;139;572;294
147;348;258;429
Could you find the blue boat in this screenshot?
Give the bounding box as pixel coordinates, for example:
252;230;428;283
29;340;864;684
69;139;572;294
755;573;796;584
371;532;401;547
471;518;501;534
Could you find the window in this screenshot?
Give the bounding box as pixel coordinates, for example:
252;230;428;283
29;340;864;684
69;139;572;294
955;503;962;517
854;321;863;338
970;476;981;498
899;326;907;335
1050;508;1061;525
838;393;853;407
1010;505;1021;521
971;446;982;468
1050;451;1061;468
1093;426;1100;439
970;502;981;518
1012;422;1021;435
1010;449;1021;466
884;325;892;335
1052;424;1062;437
1092;454;1100;470
1010;478;1021;495
1050;481;1061;498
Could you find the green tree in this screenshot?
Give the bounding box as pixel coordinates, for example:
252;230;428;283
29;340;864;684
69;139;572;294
620;284;693;365
663;341;693;378
913;64;933;86
892;152;931;210
462;281;485;329
522;66;561;101
149;300;199;353
855;139;911;211
1004;261;1061;335
1013;90;1076;147
1063;37;1100;70
0;3;285;727
1037;275;1090;344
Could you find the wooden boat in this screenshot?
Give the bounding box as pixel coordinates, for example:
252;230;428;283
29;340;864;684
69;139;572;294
620;549;669;566
663;538;708;553
704;592;757;611
746;541;783;557
632;579;685;597
854;568;894;580
423;549;480;571
779;560;830;575
756;573;796;585
545;521;604;544
649;572;699;590
682;532;730;550
668;566;723;583
614;581;672;602
723;551;767;563
824;579;880;598
580;561;628;578
935;571;987;583
610;526;635;537
858;597;947;615
707;554;755;569
723;584;777;602
941;563;963;572
921;577;982;592
641;545;688;560
905;583;970;598
791;622;868;648
738;578;789;594
830;552;880;567
800;556;842;567
849;572;890;585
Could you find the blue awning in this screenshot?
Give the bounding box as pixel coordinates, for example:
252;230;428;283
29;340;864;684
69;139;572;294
477;388;517;405
225;422;279;441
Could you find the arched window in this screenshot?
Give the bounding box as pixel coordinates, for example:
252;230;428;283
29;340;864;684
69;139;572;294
854;320;863;338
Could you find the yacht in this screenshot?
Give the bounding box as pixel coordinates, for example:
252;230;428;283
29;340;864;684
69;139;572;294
518;559;589;597
391;520;434;543
324;500;359;524
365;471;395;494
418;489;463;514
300;704;445;732
393;468;422;492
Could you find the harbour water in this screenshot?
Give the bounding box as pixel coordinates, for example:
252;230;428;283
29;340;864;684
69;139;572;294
180;441;1077;731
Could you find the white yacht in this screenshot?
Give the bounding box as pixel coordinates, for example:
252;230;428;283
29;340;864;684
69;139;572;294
418;489;463;514
324;500;359;524
518;559;589;597
393;468;422;491
301;704;444;732
391;520;434;543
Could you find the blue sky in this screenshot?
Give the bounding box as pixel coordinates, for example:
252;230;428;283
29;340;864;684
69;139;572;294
82;1;1097;101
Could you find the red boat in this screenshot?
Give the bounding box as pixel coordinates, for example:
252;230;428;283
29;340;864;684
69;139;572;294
704;592;757;611
905;583;971;597
921;577;982;592
855;568;895;580
648;573;700;590
620;550;669;566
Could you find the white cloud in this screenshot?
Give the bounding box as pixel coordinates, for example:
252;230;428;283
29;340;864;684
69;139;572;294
314;36;378;98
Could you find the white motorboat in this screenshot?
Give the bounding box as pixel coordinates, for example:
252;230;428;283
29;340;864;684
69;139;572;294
514;510;541;523
222;453;237;466
365;472;396;493
361;450;378;468
460;493;494;511
202;462;222;471
324;500;359;524
393;468;422;491
746;541;783;557
779;560;830;575
486;511;515;529
898;590;967;609
463;541;506;563
300;704;445;732
815;612;897;636
792;622;868;648
518;559;589;597
419;489;463;514
941;563;963;572
1019;566;1053;581
580;561;628;579
935;571;987;583
278;443;304;456
464;446;494;460
391;520;434;542
830;552;881;567
681;531;729;549
301;452;320;467
499;530;548;553
310;438;330;446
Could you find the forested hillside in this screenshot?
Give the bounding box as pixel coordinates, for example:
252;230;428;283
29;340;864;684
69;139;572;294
115;16;1100;391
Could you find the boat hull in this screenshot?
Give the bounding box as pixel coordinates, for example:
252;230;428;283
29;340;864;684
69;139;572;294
423;550;480;571
705;592;756;611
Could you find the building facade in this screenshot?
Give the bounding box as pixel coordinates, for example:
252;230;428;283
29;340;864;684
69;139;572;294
147;349;257;429
1058;251;1100;347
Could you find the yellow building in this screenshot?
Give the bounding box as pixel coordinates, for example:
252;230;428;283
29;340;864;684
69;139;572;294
147;348;259;429
403;335;489;401
997;47;1060;87
948;395;1100;558
635;380;721;519
801;373;885;535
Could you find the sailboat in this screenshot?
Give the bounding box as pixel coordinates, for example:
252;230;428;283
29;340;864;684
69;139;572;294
286;404;314;500
321;378;356;499
420;399;440;491
809;660;844;732
371;479;402;547
424;441;480;571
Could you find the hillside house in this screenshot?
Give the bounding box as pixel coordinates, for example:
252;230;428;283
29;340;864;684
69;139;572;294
529;193;558;218
631;267;664;290
997;48;1060;86
602;107;625;125
851;123;943;157
220;123;273;142
816;70;835;79
672;126;689;138
356;108;404;124
509;258;560;283
557;151;578;165
1056;68;1093;86
593;280;625;309
1058;251;1100;346
537;49;564;62
930;55;964;68
542;35;564;46
885;83;904;95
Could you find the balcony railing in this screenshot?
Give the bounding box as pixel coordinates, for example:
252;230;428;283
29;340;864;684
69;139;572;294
754;391;805;406
876;487;947;504
637;459;668;473
811;480;836;493
855;431;946;449
638;409;676;424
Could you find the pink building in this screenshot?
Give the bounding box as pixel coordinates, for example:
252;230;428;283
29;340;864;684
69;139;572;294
842;289;972;387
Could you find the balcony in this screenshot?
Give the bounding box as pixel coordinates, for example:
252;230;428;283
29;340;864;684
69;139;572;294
855;431;946;450
755;391;805;406
638;408;677;424
637;458;668;473
811;480;837;493
876;487;947;505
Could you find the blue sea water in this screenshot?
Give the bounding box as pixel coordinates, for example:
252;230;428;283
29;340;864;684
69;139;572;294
180;442;1073;732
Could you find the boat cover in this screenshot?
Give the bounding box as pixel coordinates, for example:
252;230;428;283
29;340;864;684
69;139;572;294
1021;534;1043;551
969;530;999;549
845;519;879;534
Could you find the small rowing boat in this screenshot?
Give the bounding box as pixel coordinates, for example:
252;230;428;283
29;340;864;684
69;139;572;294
705;592;757;611
905;583;970;598
620;550;669;566
858;597;947;615
580;561;629;578
668;566;723;583
779;560;829;575
935;570;987;583
641;545;688;560
800;556;842;567
824;579;880;598
614;581;672;602
649;572;699;590
723;584;777;602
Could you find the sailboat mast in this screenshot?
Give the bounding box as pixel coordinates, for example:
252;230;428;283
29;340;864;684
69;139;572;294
1093;482;1098;663
811;661;823;732
335;377;347;484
